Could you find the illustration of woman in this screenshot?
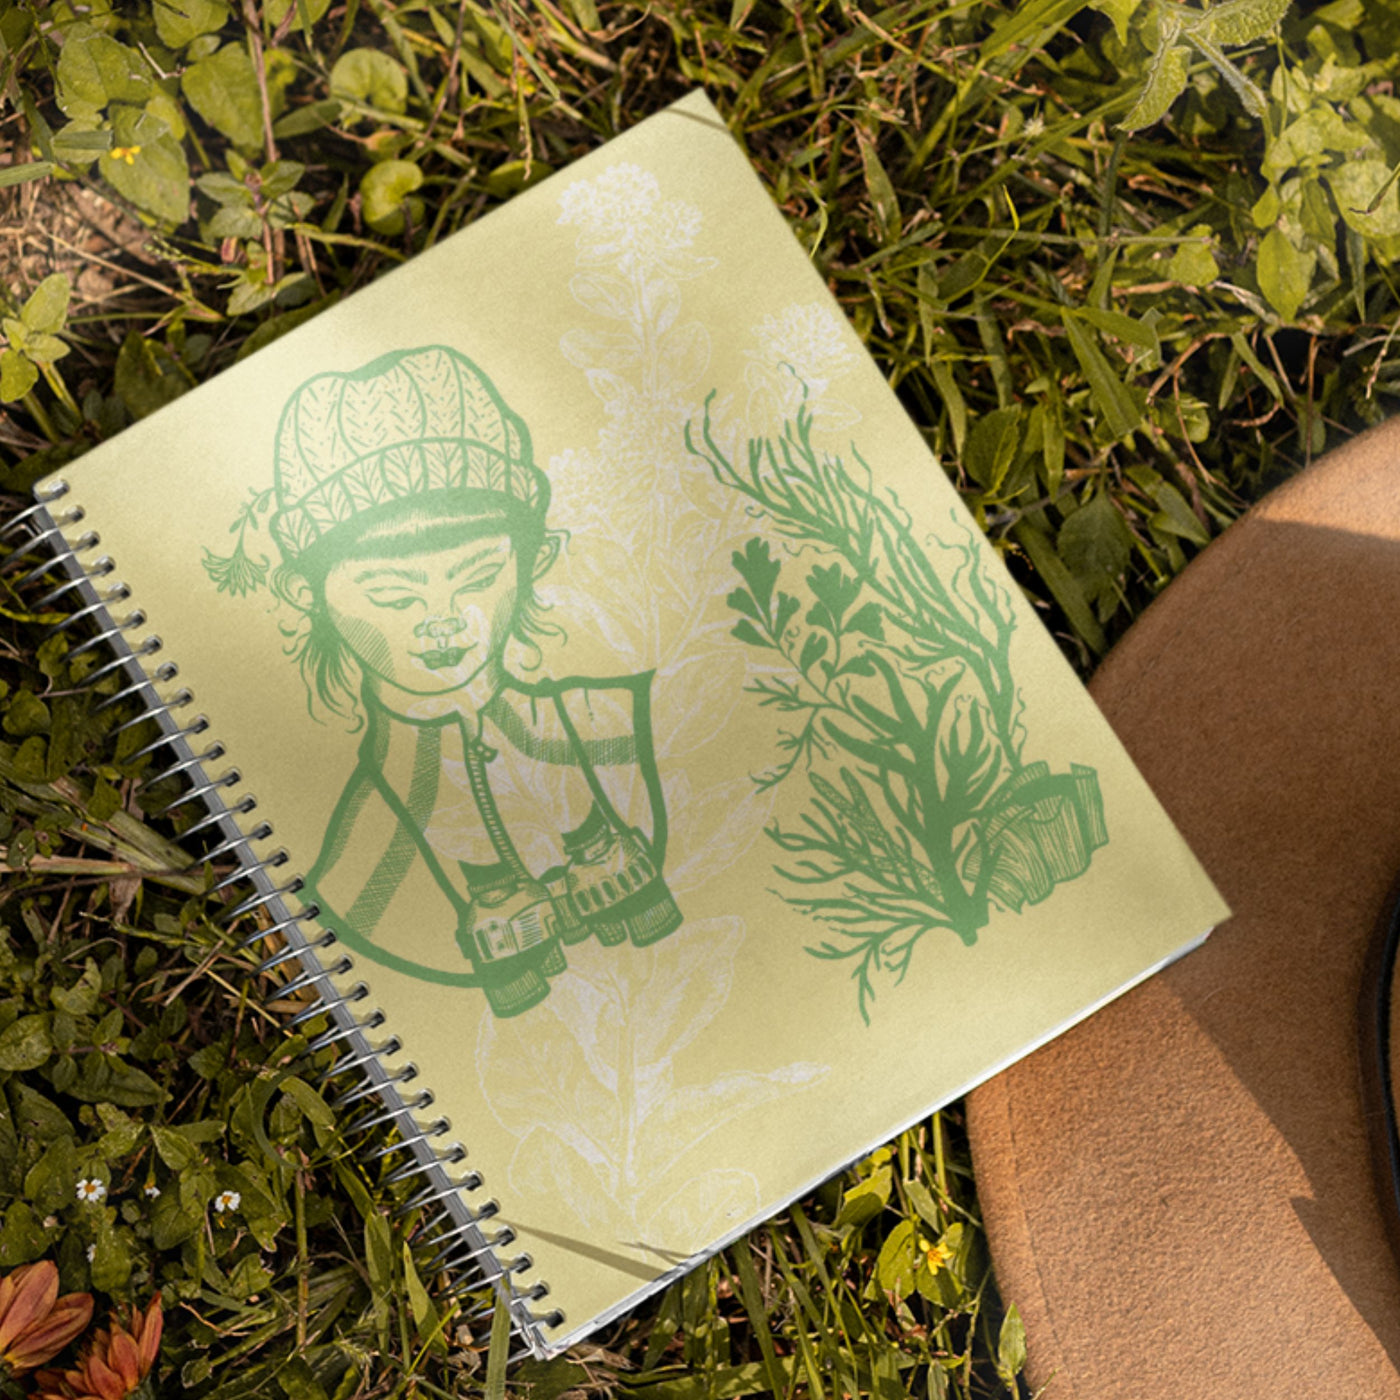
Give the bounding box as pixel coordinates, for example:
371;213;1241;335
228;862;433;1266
266;344;682;1018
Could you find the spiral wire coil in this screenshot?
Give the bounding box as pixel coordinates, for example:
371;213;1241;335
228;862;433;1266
4;482;564;1358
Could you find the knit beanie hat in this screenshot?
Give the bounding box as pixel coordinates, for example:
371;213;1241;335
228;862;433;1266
269;345;549;562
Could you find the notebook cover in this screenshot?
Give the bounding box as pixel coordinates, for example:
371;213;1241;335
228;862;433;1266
38;89;1230;1352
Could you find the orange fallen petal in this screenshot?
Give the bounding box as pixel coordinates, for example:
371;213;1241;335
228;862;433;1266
0;1262;59;1356
105;1329;139;1390
6;1292;94;1370
134;1296;162;1373
78;1351;125;1400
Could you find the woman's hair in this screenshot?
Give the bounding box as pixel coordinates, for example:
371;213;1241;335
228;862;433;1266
274;489;564;723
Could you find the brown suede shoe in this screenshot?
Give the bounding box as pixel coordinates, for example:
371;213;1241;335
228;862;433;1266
968;416;1400;1399
1363;880;1400;1277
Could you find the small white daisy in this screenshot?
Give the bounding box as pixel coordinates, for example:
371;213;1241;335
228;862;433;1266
213;1190;241;1214
143;1184;161;1199
75;1178;106;1204
86;1244;97;1263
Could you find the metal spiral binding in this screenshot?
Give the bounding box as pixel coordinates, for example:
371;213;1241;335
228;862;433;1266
3;481;565;1348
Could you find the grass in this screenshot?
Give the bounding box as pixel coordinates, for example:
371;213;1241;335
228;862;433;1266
1;0;1397;1395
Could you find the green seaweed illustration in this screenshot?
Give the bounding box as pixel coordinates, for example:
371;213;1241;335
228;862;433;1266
686;392;1108;1022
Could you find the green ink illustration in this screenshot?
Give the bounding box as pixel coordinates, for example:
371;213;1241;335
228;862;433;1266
204;345;683;1018
686;391;1108;1023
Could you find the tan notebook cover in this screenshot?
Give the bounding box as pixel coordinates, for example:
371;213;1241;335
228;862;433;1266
37;89;1229;1352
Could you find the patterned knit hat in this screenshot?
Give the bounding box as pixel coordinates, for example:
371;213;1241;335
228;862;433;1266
270;345;549;561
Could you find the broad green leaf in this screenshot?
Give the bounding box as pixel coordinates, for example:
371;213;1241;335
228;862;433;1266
264;47;297;117
1201;0;1291;45
115;330;193;418
1075;305;1158;351
226;269;310;317
100;107;190;224
23;1137;76;1214
23;333;69;364
88;1215;132;1292
1151;483;1211;541
834;1163;892;1228
56;28;151;115
874;1218;921;1299
997;1303;1028;1380
145;87;187;141
1262;106;1368;184
150;1189;201;1249
152;1124;199;1170
1012;521;1107;653
197;169;252;205
1256;227;1315;320
272;98;342;139
1167;226;1220;286
234;294;335;362
260;158;304;200
153;0;229;47
964;405;1021;492
264;0;331;32
1121;43;1190;131
52;961;101;1016
1061;311;1143;441
0;1013;51;1071
330;48;408;115
227;1253;272;1300
1326;160;1400;239
1089;0;1142;42
52;120;110;167
360;159;424;234
1251;184;1281;229
0;161;54;189
10;1083;72;1143
902;1177;944;1231
1129;465;1211;543
95;1104;143;1159
0;1202;47;1267
1298;177;1335;243
183;43;264;149
1058;492;1133;586
74;1054;165;1106
205;205;262;240
0;350;37;403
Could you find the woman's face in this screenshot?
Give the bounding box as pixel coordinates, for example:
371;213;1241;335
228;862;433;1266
323;532;519;697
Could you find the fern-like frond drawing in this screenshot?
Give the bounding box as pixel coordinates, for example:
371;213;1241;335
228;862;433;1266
687;393;1110;1024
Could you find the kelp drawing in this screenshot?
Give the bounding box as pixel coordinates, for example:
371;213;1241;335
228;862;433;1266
202;344;682;1018
686;394;1108;1022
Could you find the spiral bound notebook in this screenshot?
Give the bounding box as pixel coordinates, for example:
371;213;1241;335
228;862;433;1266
16;90;1229;1355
